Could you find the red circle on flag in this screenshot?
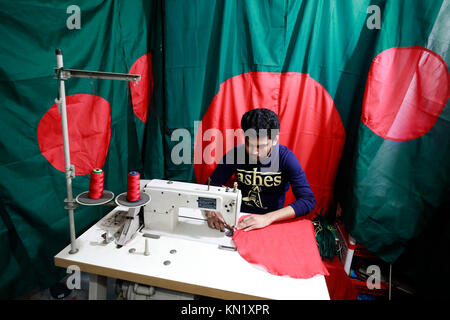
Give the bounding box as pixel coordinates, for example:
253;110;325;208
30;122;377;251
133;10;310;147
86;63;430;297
129;53;153;123
193;72;346;216
38;94;111;175
362;46;449;141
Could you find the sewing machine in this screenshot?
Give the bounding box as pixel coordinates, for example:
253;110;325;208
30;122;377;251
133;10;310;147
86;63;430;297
100;179;242;248
142;179;241;233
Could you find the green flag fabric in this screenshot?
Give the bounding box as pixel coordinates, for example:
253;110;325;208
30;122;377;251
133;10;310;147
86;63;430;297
0;0;149;298
337;0;449;264
158;0;370;220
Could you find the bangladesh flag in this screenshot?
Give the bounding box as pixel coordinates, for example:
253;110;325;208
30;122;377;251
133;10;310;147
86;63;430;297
0;0;151;298
118;0;156;171
156;0;363;220
337;0;449;264
156;0;449;265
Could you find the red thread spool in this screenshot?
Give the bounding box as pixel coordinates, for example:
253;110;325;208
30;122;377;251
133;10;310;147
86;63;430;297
126;171;141;202
88;168;104;199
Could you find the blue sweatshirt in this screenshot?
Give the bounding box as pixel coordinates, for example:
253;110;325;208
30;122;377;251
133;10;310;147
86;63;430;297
209;144;316;217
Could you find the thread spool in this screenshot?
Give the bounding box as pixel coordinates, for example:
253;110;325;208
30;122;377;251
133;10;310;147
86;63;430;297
126;171;141;202
88;168;104;199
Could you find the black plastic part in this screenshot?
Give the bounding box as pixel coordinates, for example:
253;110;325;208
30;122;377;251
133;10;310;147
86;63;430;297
49;282;72;300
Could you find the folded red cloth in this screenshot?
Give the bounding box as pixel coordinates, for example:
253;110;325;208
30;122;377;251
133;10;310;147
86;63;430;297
232;216;329;279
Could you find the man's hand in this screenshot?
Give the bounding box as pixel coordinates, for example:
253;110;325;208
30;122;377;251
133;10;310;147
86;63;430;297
237;214;272;232
237;206;297;232
205;210;226;231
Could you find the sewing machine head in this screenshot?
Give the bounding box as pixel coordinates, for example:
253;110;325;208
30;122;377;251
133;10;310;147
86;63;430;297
142;179;241;232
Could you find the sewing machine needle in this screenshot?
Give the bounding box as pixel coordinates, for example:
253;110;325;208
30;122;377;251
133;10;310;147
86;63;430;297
224;222;235;236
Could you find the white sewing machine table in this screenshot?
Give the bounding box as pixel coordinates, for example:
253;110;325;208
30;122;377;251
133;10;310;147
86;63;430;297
55;205;329;300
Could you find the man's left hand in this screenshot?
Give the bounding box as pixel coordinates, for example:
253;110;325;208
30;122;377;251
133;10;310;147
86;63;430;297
237;214;272;232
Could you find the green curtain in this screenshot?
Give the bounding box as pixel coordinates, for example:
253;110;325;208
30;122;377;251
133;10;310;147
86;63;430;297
336;0;449;264
147;0;373;181
0;0;150;298
149;0;448;264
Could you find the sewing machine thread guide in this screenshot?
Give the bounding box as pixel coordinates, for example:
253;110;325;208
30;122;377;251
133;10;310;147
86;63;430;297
143;233;160;239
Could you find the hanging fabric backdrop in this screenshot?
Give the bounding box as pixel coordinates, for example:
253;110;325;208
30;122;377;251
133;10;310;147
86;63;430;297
0;0;154;299
0;0;448;299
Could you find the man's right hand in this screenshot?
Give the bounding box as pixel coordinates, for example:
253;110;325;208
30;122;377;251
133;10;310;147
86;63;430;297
205;210;226;231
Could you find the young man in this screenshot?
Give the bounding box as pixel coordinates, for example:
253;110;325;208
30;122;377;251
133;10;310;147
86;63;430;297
206;108;316;232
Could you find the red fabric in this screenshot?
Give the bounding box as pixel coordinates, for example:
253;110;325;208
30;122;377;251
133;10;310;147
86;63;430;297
38;94;111;175
233;215;357;299
232;215;329;279
129;52;153;123
362;46;449;141
194;72;346;217
323;257;358;300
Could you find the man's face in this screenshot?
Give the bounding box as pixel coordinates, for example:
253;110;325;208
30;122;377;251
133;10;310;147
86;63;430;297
244;135;278;162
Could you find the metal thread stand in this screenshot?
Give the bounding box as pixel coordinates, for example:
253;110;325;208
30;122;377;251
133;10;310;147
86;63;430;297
54;49;141;254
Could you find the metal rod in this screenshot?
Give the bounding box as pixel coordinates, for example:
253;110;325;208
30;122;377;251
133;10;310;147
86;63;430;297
56;49;78;254
144;239;150;256
55;68;141;82
389;263;392;300
54;48;140;254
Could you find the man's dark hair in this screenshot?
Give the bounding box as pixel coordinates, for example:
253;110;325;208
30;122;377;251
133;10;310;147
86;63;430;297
241;108;280;139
